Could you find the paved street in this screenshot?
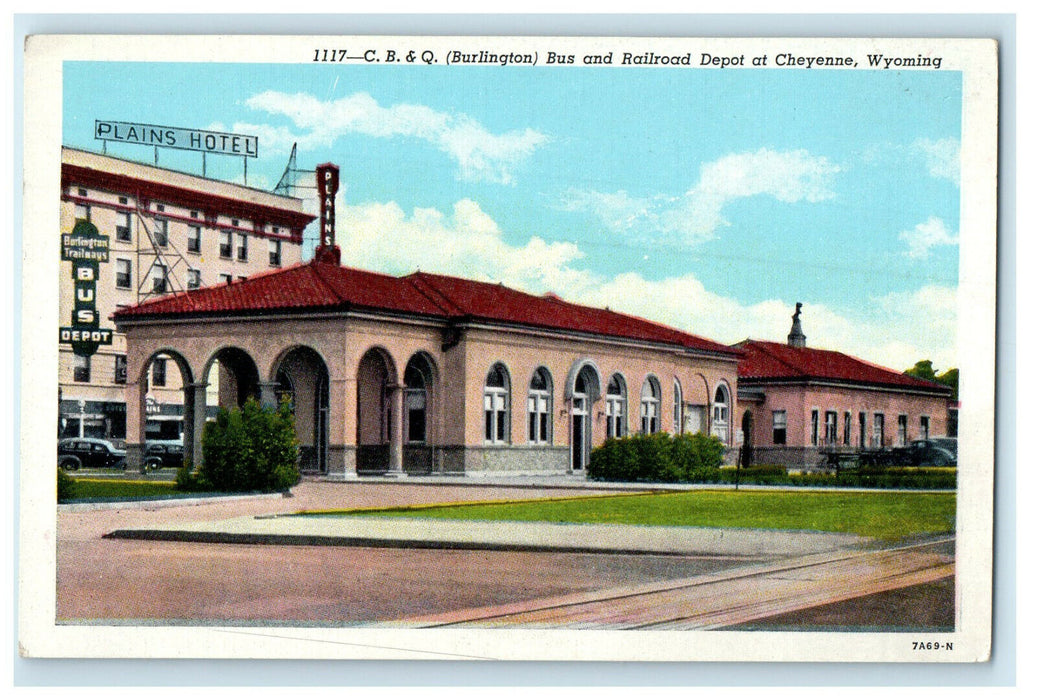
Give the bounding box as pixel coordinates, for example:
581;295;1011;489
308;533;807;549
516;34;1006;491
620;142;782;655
57;479;954;629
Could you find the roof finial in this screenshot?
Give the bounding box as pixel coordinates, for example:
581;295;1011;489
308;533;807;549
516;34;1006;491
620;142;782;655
788;302;806;348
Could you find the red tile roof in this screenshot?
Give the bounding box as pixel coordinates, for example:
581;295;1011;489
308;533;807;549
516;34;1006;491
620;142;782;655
736;339;951;394
114;259;736;355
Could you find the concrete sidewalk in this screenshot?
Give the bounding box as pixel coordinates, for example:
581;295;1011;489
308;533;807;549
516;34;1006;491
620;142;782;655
105;513;869;557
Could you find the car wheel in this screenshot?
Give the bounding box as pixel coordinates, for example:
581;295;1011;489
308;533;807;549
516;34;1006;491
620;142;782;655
60;456;81;471
145;458;162;472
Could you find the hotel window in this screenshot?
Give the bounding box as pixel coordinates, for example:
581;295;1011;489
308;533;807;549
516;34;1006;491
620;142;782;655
640;377;661;434
152;358;167;387
843;412;852;446
873;413;885;448
484;363;510;443
920;416;930;440
712;385;730;444
115;211;132;242
73;354;90;383
77;188;88;197
187;269;201;289
153;219;168;247
673;378;683;434
187;225;202;253
219;273;232;285
115;259;132;289
151;263;168;293
237;232;248;262
824;411;838;445
772;410;787;445
219;231;233;258
269;239;282;267
114;355;127;385
810;409;819;446
605;374;627;439
897;414;908;446
74;203;90;222
527;367;552;444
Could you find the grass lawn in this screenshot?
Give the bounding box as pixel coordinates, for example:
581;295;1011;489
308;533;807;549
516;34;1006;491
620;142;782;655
309;490;956;541
63;478;181;501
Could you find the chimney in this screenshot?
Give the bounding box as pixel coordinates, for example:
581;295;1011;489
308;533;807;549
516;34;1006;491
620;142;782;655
787;302;806;348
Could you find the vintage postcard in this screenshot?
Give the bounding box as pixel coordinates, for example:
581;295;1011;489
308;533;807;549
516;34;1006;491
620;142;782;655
20;34;997;663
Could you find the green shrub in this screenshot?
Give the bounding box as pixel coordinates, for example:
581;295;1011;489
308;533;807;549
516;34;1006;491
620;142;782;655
588;432;726;482
57;468;76;502
175;455;211;492
198;397;300;492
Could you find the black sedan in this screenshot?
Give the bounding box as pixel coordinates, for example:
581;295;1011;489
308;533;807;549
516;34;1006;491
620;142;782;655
143;441;185;471
58;438;127;470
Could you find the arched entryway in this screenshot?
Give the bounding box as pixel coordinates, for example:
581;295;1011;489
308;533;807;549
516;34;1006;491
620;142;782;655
126;348;196;472
356;347;397;473
566;361;602;471
402;352;438;473
204;347;261;409
272;346;330;474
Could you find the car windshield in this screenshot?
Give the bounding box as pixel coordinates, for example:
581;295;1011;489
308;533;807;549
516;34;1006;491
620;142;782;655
931;438;957;457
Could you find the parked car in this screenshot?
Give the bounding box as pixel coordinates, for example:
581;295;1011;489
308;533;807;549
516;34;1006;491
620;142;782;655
58;438;126;471
143;440;185;471
907;438;957;467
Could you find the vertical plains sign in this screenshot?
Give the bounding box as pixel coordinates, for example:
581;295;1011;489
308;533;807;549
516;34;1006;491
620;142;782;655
95;120;259;158
60;220;113;357
316;163;340;248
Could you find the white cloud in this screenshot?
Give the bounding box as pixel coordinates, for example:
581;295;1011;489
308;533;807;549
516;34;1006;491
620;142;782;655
899;216;959;259
914;137;961;186
564;148;841;245
242;91;547;184
322;189;956;370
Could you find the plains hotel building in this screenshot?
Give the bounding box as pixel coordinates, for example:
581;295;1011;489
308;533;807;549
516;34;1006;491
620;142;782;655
58;147;314;442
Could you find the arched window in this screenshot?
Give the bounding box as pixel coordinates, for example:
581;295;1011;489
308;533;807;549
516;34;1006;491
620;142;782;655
484;363;510;444
712;384;730;443
404;357;432;444
640;376;661;434
605;374;627;439
673;378;683;434
528;367;553;445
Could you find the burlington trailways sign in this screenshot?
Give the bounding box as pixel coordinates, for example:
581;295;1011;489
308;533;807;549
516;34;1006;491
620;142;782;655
60;219;113;357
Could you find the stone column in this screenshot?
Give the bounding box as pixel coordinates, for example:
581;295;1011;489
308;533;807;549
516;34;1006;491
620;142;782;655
124;380;146;473
386;384;405;476
258;381;279;409
183;383;208;470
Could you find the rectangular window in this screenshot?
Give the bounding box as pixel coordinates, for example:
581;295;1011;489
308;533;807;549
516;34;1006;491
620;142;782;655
897;414;908;446
236;232;248;262
858;412;867;448
810;409;819;446
843;412;851;446
114;355;127;384
73;354;90;382
269;239;282;267
873;413;885;448
187;269;201;289
74;203;90;222
405;390;426;443
115;211;132;241
824;411;838;445
153;219;168;247
115;258;132;289
219;273;232;284
151;263;168;293
152;358;167;387
219;231;233;258
920;416;930;440
772;410;787;445
528;394;550;444
187;225;202;253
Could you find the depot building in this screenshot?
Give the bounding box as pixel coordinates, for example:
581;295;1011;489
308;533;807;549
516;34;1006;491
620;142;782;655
112;199;741;476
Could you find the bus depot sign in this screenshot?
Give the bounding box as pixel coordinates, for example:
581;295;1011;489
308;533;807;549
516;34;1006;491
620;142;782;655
95;120;259;158
61;220;113;357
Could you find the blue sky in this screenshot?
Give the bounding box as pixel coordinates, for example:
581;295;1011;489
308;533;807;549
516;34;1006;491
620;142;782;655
63;61;961;371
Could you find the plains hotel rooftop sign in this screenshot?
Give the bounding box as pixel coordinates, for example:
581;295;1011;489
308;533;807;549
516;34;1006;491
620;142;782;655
95;120;259;158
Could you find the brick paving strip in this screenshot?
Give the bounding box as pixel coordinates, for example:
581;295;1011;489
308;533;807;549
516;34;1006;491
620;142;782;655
394;538;954;630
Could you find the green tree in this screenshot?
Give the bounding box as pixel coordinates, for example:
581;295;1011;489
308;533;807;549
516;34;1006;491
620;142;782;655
905;360;938;382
